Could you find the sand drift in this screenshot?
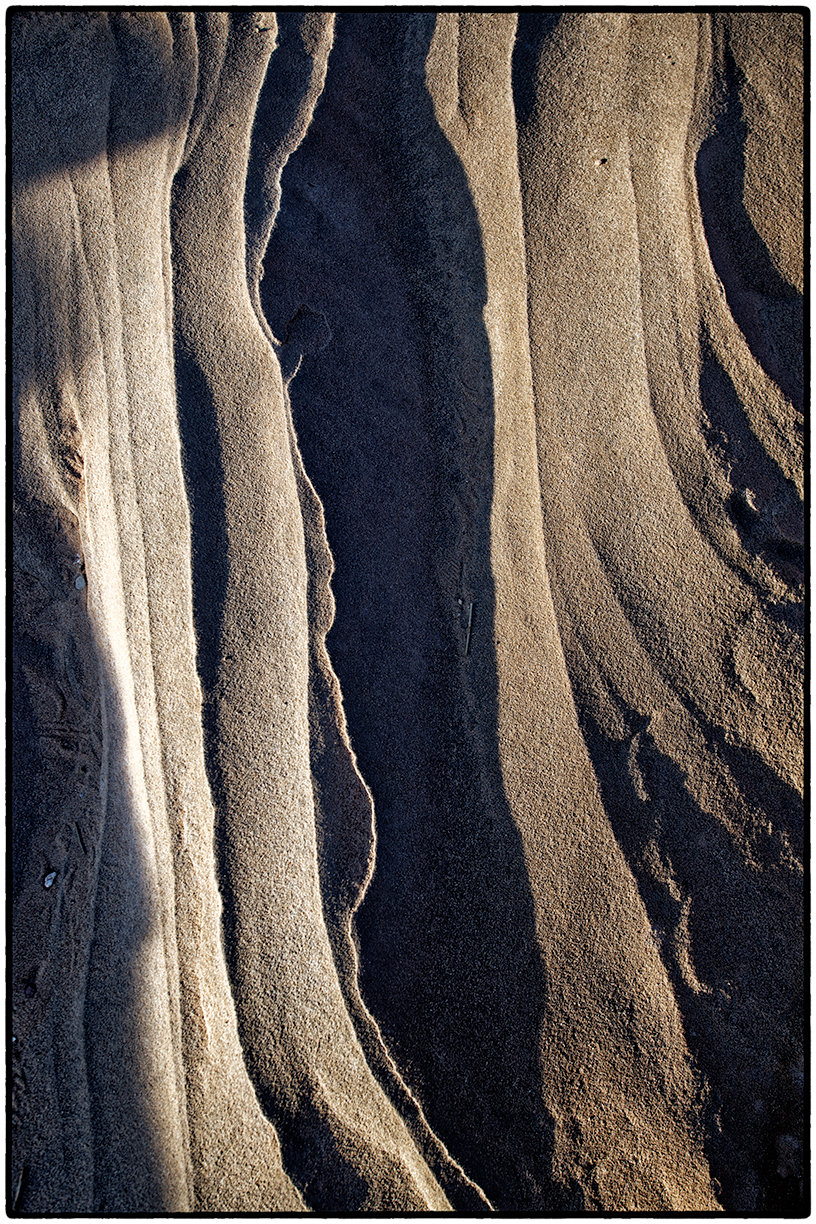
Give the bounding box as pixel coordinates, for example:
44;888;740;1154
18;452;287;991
11;12;803;1214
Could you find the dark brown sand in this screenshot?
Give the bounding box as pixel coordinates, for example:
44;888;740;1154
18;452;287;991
12;11;804;1215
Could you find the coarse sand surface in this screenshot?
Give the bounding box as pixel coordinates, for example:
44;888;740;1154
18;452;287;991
12;11;804;1214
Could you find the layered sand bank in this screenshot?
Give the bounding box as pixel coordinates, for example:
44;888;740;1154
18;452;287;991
12;11;803;1214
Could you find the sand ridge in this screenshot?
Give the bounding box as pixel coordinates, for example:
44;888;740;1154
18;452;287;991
12;10;803;1214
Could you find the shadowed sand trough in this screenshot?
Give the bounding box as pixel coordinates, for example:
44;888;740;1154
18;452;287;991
12;11;803;1214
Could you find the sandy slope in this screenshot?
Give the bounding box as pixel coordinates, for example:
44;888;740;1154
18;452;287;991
12;11;803;1215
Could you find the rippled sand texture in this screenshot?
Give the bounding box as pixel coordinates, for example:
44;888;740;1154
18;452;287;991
12;12;803;1215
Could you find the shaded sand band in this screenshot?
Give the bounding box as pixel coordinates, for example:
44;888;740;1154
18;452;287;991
12;11;803;1214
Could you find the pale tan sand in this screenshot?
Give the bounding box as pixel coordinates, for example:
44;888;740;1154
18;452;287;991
12;11;803;1215
428;15;716;1209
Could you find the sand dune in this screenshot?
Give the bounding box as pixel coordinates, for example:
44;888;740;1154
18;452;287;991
12;12;803;1214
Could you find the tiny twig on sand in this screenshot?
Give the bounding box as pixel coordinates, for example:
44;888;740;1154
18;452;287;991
464;602;473;656
13;1167;27;1212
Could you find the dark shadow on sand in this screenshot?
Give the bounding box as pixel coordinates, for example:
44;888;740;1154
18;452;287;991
171;342;230;815
11;11;194;1209
699;343;805;587
511;12;563;129
259;14;571;1212
695;33;803;413
11;485;177;1212
9;11;188;189
578;696;804;1215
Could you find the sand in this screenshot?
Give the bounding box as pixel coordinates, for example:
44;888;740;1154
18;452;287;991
11;11;804;1215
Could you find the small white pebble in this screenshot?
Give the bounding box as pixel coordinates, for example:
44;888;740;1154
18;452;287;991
44;872;56;888
75;575;86;590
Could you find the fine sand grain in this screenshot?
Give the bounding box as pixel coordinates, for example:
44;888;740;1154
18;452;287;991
12;11;804;1214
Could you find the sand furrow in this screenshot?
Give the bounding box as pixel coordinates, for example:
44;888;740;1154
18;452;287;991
12;9;803;1214
516;12;803;1208
172;14;452;1213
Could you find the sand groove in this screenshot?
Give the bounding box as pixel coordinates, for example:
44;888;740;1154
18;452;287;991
13;11;803;1214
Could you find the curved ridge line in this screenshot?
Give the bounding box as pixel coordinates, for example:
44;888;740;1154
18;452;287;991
681;25;802;498
66;162;193;1206
241;27;488;1202
683;17;801;595
282;388;493;1212
73;140;195;1201
570;498;802;860
624;19;773;599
